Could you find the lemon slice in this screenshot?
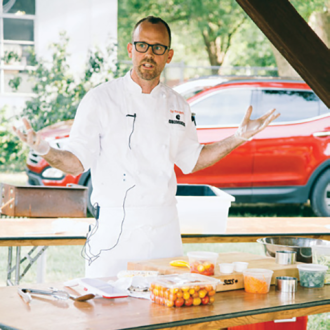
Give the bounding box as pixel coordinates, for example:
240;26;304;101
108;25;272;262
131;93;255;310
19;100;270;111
170;260;190;268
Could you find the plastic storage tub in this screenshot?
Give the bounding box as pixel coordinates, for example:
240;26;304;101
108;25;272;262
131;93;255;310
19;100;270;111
149;273;220;307
312;245;330;283
243;269;274;294
176;184;235;234
187;251;218;276
297;264;328;288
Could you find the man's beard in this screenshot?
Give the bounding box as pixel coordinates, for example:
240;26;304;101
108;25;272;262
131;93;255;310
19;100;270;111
136;60;160;81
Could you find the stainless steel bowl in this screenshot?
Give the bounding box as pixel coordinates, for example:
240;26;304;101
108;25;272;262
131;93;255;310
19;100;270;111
257;237;330;263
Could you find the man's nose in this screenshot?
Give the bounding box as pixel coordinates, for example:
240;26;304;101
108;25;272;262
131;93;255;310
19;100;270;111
146;45;154;55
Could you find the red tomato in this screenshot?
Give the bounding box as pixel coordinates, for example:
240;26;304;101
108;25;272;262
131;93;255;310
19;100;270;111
184;297;193;307
175;298;184;307
201;295;210;305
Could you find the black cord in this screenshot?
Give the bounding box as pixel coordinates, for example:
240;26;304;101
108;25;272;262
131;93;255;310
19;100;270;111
126;114;136;149
81;185;136;265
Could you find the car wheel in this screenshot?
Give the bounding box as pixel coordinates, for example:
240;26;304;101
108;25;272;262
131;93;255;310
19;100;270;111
311;169;330;217
86;176;94;216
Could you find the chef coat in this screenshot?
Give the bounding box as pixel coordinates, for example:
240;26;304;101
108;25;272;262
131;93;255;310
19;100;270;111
64;71;203;277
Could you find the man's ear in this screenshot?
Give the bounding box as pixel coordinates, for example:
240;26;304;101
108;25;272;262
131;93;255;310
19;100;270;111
166;49;174;64
127;43;133;59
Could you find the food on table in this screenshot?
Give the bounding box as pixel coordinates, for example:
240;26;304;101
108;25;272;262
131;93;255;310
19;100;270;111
149;273;219;308
297;264;328;288
169;260;190;268
243;269;273;294
312;245;330;284
187;251;218;276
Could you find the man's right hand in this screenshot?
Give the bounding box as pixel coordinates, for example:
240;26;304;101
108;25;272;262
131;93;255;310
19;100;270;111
13;117;50;156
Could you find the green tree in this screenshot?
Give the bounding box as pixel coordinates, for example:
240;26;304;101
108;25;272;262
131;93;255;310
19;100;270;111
119;0;247;70
22;33;117;131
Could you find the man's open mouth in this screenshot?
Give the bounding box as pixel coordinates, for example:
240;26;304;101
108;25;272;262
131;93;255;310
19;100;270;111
142;63;155;69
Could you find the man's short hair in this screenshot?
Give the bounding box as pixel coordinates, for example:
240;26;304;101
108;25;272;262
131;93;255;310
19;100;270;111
132;16;172;48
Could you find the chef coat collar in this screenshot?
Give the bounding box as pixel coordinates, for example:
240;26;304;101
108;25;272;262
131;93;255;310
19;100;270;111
125;70;163;98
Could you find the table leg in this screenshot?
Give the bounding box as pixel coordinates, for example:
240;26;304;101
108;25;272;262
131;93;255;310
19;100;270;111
15;247;21;285
6;247;13;286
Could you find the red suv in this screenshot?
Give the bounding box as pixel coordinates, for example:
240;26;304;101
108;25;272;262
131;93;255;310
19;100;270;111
26;78;330;216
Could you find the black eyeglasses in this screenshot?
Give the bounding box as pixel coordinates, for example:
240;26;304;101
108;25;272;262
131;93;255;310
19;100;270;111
133;41;169;55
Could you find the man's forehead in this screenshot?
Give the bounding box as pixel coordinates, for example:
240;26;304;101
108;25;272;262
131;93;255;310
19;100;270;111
133;21;170;44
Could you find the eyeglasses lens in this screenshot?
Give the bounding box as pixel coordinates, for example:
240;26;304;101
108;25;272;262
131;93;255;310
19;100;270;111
135;42;166;55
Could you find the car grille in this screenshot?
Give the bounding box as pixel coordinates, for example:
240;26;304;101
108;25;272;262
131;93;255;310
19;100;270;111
28;150;42;164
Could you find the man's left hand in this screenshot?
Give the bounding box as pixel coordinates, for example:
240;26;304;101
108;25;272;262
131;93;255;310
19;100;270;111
235;106;280;142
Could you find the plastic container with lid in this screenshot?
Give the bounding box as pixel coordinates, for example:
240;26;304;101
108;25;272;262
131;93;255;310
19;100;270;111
243;268;274;294
187;251;218;276
312;245;330;284
149;273;220;308
297;264;328;288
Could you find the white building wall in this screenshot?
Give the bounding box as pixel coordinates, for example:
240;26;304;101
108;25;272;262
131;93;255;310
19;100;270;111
2;0;117;117
35;0;117;76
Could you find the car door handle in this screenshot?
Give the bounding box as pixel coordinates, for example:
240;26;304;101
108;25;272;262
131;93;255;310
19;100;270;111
313;131;330;137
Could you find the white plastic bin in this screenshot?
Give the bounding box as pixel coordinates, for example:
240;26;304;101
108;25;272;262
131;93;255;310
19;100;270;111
176;184;235;234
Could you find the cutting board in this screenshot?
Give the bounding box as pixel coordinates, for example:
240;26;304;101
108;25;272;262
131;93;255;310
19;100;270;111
127;252;301;292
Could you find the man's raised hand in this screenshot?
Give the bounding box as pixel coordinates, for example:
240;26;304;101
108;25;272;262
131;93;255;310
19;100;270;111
13;117;50;156
235;106;280;142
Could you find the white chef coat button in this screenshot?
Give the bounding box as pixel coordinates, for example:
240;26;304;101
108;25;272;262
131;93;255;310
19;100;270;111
162;93;166;98
162;144;168;149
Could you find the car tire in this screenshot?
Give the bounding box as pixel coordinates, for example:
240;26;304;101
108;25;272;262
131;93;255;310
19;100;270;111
86;176;94;216
311;169;330;217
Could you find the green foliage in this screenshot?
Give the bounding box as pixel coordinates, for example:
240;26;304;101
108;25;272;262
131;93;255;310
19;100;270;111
22;32;117;131
8;76;22;92
0;108;28;171
2;50;21;64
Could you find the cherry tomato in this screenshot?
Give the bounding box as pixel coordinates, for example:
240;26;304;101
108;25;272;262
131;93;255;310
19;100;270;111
183;292;190;300
182;286;190;292
175;298;184;307
201;295;210;305
153;288;159;296
169;293;177;301
193;297;201;306
205;285;214;292
209;296;215;304
199;289;207;298
166;299;174;307
208;290;216;296
164;290;169;300
189;288;195;295
176;290;183;298
185;297;193;307
197;264;205;272
192;292;199;298
194;286;201;292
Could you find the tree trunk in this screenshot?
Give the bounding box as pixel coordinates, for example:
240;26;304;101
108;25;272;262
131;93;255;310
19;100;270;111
309;11;330;47
271;8;330;78
270;44;300;78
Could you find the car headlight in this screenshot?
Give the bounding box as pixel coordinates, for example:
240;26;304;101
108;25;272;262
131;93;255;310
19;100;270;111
42;167;64;179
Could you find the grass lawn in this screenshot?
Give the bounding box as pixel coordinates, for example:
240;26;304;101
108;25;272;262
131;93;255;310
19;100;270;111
0;171;328;329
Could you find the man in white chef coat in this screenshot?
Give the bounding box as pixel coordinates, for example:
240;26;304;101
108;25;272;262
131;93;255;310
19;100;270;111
14;16;279;277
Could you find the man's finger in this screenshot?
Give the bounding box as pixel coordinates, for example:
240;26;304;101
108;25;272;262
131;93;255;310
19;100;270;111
13;126;27;142
22;117;32;131
26;128;35;145
241;105;253;125
258;108;276;122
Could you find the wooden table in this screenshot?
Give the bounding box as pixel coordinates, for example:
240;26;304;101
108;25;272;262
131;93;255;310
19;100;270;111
1;217;330;285
1;282;330;330
2;217;330;247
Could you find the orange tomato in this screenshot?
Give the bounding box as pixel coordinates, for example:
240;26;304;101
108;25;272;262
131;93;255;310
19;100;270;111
169;293;177;301
185;297;193;307
209;296;215;304
194;286;201;292
166;299;174;307
153;288;159;296
208;290;216;296
176;290;183;298
205;285;214;292
175;298;184;307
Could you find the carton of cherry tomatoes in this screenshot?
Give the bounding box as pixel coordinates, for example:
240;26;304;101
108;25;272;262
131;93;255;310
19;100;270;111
149;273;220;308
187;251;218;276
